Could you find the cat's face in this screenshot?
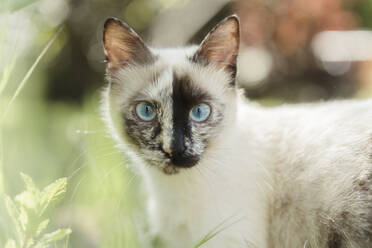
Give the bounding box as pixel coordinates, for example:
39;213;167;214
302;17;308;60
102;16;240;174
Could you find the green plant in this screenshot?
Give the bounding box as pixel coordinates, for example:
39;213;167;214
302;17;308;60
0;5;62;194
3;173;71;248
0;16;67;246
0;0;41;13
193;214;245;248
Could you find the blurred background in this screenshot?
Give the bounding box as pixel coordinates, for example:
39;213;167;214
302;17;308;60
1;0;372;247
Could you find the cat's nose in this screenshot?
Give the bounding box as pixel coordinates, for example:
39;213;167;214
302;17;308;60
172;143;186;157
171;128;186;157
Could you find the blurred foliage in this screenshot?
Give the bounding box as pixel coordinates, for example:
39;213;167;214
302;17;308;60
44;0;162;104
3;173;71;248
0;0;40;13
235;0;362;101
354;0;372;29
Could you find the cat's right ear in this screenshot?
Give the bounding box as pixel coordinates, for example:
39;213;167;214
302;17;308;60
192;15;240;85
103;18;154;72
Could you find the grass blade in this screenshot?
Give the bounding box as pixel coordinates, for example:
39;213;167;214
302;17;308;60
2;26;63;120
0;52;18;95
193;214;245;248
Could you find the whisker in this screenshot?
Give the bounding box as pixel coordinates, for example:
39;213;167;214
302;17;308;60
99;161;127;186
69;174;87;202
114;172;138;214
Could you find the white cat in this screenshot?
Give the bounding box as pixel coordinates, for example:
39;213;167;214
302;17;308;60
101;15;372;248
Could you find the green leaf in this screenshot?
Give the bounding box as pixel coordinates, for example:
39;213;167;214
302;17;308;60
4;195;23;241
0;0;40;13
15;191;37;210
37;229;72;245
20;173;40;198
18;206;28;231
24;237;35;248
15;173;40;211
36;219;49;237
38;177;67;216
5;195;19;223
3;176;70;247
4;239;17;248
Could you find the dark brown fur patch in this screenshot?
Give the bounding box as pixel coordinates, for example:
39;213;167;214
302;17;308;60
171;73;211;167
327;231;343;248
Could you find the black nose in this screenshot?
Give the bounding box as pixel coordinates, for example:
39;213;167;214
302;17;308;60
171;154;199;168
169;127;198;168
171;125;186;155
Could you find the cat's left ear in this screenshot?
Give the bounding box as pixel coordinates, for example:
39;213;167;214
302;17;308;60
103;17;154;72
192;15;240;84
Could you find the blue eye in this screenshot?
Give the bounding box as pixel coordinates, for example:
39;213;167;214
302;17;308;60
135;102;156;121
190;104;211;122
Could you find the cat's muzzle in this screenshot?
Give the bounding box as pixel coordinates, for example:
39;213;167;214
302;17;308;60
161;147;199;169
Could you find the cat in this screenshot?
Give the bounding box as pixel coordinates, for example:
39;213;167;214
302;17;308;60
101;15;372;248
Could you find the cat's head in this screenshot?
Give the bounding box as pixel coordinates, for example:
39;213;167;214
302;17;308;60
102;16;240;174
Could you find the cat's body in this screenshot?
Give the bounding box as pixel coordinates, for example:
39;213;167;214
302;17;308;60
257;100;372;248
101;16;372;247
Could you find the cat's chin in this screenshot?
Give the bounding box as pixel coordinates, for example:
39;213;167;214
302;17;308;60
160;160;200;175
151;162;198;175
162;165;181;175
145;160;182;175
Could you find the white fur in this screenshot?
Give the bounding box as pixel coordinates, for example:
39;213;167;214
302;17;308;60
101;47;372;247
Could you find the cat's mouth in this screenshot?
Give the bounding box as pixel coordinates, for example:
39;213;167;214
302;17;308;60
142;148;200;174
170;155;199;168
162;164;181;175
160;156;199;175
147;153;200;175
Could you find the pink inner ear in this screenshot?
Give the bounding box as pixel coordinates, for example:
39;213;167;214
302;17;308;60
103;18;153;72
193;16;240;76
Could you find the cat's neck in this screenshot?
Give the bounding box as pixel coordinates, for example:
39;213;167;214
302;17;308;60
122;99;271;247
137;104;271;247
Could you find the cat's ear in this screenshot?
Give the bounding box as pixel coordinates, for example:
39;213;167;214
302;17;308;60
103;18;154;72
192;15;240;83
